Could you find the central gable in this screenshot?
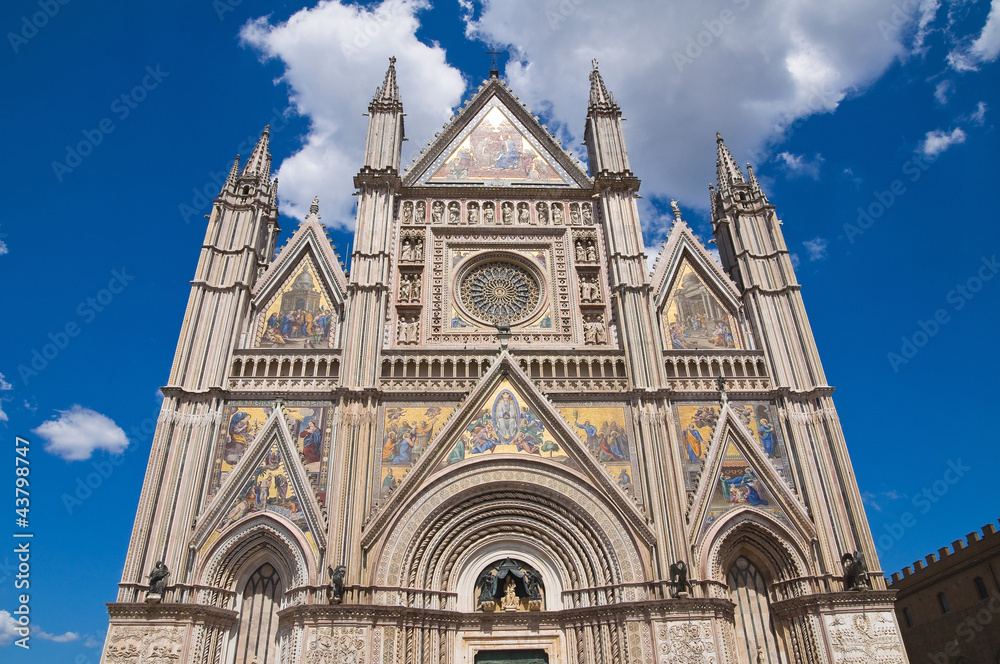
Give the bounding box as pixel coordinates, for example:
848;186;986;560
405;79;591;189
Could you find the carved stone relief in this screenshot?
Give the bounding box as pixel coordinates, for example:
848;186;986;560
397;316;419;345
398;273;421;303
655;621;717;664
825;612;905;664
399;235;424;262
305;626;367;664
105;625;185;664
583;313;607;345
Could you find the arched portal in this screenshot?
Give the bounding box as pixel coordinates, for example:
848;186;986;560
232;562;283;664
728;555;782;664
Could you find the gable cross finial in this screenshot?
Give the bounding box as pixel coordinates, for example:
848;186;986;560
486;49;502;78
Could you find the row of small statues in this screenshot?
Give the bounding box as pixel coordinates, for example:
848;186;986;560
398;274;422;302
399;237;424;262
402;200;594;226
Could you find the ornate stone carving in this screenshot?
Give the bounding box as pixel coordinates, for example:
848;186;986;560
517;202;530;224
582;202;594;224
467;201;479;224
826;612;905;663
583;314;607;345
397;316;419;345
398;274;421;303
305;626;366;664
579;274;601;302
105;625;184;664
655;621;716;664
448;201;460;224
570;203;582;225
483;202;495;224
431;200;444;224
402;202;413;224
459;261;541;326
535;201;549;224
399;234;424;262
415;200;425;223
575;237;598;263
552;202;564;225
501;201;514;224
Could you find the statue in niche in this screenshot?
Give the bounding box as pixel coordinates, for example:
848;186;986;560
413;238;423;260
552;204;563;225
402;203;413;224
477;570;497;607
669;560;690;597
448;202;460;223
570;203;581;225
579;276;600;302
586;241;597;262
415;200;426;222
431;201;444;224
583;317;606;345
575;240;587;263
501;576;519;610
328;565;347;604
409;276;421;300
397;317;419;344
582;203;593;224
147;561;169;596
399;275;412;302
517;203;530;224
524;569;543;601
501;202;514;224
535;202;548;224
467;204;478;224
400;239;413;262
483;204;494;225
841;550;871;591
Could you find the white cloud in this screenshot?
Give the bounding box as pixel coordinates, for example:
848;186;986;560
0;373;11;390
33;405;129;461
948;0;1000;70
0;241;7;256
34;627;80;643
803;237;828;261
461;0;921;233
777;152;824;179
0;611;20;646
240;0;466;228
790;253;801;269
919;127;966;156
969;101;988;125
934;79;954;104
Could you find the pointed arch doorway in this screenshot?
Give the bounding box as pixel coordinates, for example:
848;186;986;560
728;555;783;664
231;562;283;664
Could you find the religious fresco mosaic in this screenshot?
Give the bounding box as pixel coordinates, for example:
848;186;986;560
210;403;332;505
675;402;791;495
557;405;641;502
375;405;456;497
425;105;569;185
255;256;336;348
432;381;578;474
205;440;316;554
703;438;787;531
662;262;740;350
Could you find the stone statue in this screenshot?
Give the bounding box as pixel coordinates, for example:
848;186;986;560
582;203;593;224
669;560;689;597
585;242;597;262
328;564;347;603
842;550;870;591
431;201;444;223
484;205;494;224
416;200;426;221
552;204;563;224
518;204;529;224
448;203;460;223
468;205;478;224
501;576;519;609
410;277;421;300
402;203;413;224
148;561;169;595
536;203;548;224
570;205;581;225
477;569;497;606
501;203;513;224
414;239;423;260
575;241;586;263
400;239;413;262
523;569;543;601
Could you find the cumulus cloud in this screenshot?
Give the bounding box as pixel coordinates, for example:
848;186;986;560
459;0;928;235
34;627;80;643
948;0;1000;70
33;405;129;461
240;0;466;227
968;101;988;125
0;611;20;646
777;152;825;180
919;127;966;156
803;237;829;261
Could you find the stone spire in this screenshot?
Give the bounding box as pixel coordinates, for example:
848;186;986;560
588;59;616;110
746;162;768;204
242;125;272;179
372;56;401;108
715;132;745;192
225;154;240;189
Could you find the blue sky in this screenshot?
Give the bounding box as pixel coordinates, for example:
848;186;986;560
1;0;998;658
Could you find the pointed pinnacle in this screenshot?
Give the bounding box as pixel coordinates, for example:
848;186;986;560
715;132;745;188
309;196;319;216
588;59;616;109
226;154;240;187
374;56;400;104
242;126;272;179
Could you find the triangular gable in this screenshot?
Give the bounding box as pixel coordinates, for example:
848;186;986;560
194;407;327;557
404;79;591;189
652;222;745;350
250;214;346;346
362;352;653;548
686;403;812;545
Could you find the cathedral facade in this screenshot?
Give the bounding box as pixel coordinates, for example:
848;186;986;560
102;59;908;664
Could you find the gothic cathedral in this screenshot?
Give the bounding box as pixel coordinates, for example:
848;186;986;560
102;59;909;664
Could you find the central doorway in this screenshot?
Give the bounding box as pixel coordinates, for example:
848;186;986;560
474;650;549;664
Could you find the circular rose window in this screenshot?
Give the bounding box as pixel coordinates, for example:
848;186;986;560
458;259;542;326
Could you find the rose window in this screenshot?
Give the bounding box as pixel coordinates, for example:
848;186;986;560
459;261;541;325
